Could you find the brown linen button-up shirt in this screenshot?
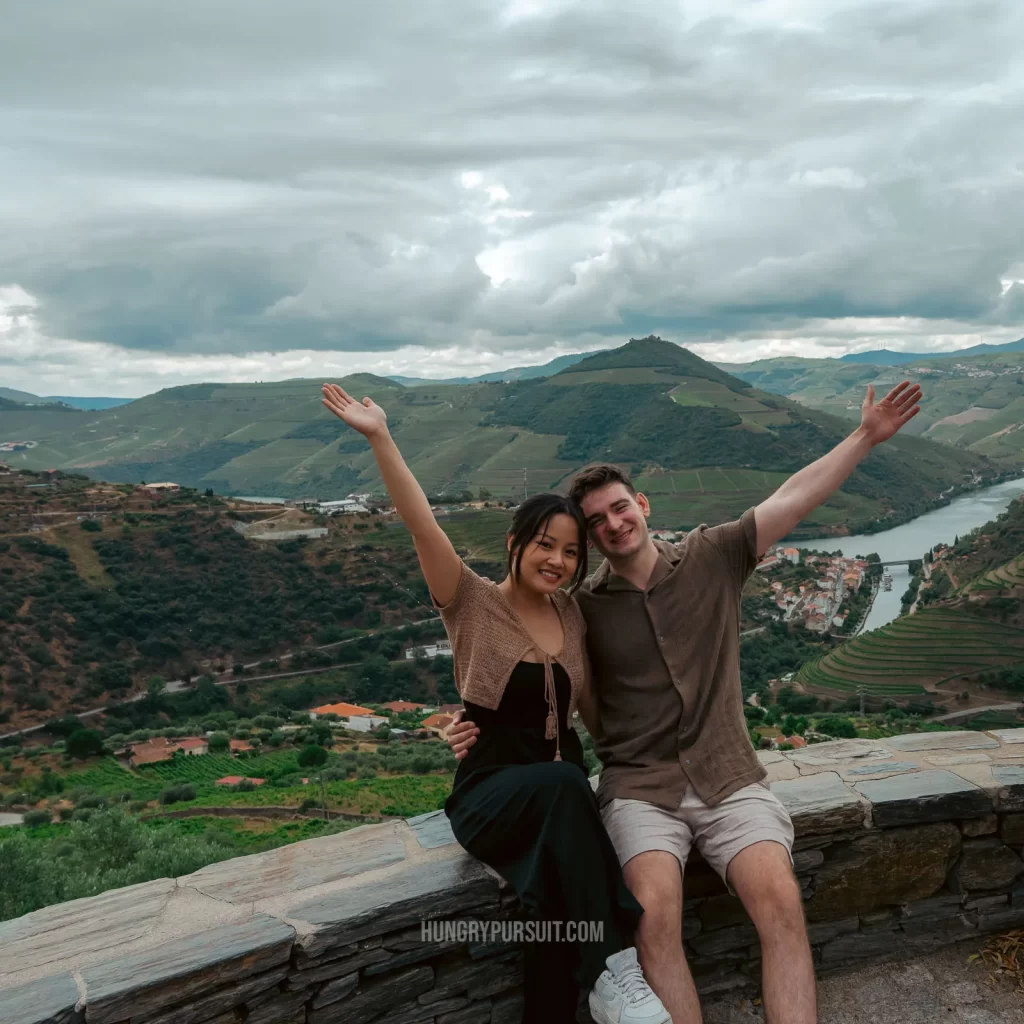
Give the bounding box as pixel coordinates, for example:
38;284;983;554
576;507;766;811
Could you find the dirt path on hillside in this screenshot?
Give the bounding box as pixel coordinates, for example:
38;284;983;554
50;525;114;587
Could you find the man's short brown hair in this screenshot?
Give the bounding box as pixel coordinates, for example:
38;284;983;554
567;463;637;506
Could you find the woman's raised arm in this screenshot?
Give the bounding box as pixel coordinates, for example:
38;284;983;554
322;383;462;606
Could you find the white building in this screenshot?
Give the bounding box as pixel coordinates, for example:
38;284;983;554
344;715;391;732
405;639;453;660
318;499;369;515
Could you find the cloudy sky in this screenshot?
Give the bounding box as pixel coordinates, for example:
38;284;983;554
2;0;1023;397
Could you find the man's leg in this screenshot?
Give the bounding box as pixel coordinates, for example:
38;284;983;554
728;840;816;1024
623;851;703;1024
692;783;814;1024
601;797;702;1024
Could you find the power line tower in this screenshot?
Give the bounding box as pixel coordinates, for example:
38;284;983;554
523;468;528;502
857;685;866;717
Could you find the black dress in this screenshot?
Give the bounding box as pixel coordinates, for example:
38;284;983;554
445;661;644;1024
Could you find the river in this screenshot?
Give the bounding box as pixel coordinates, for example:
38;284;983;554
793;478;1024;633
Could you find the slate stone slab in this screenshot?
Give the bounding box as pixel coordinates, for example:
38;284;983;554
885;731;998;752
804;822;961;922
407;810;458;849
1001;813;1024;845
80;915;295;1024
244;989;309;1024
423;954;523;1004
364;939;461;975
963;814;999;837
846;761;919;776
793;849;826;872
785;739;893;766
819;927;903;965
989;728;1024;744
292;935;382;971
770;772;865;836
182;824;406;903
310;972;360;1009
288;850;499;957
290;946;390;988
385;1002;446;1024
689;921;758;956
993;766;1024;811
925;753;993;767
137;966;289;1024
854;770;991;827
0;877;176;977
806;917;859;944
900;892;964;926
0;973;81;1024
901;915;977;951
308;965;433;1024
953;838;1024;892
976;906;1024;932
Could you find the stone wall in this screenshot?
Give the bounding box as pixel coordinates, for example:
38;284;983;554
1;730;1023;1024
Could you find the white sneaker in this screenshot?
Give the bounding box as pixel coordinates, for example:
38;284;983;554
589;947;672;1024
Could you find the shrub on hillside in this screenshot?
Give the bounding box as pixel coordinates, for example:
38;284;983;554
207;732;230;753
814;716;858;739
22;810;51;827
159;784;196;805
0;808;239;922
66;729;105;760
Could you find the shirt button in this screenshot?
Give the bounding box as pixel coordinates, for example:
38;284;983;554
685;759;691;765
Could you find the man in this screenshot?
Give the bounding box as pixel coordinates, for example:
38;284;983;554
446;380;922;1023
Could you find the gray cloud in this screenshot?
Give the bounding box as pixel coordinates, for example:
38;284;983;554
1;0;1023;385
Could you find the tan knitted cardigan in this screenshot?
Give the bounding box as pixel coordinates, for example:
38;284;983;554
435;560;588;734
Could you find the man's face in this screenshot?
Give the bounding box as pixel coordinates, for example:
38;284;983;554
580;482;651;559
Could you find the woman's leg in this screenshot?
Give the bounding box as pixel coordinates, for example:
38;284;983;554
522;932;581;1024
448;761;644;993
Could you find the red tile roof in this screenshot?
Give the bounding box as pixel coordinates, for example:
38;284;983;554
310;702;375;717
174;737;208;751
422;713;455;731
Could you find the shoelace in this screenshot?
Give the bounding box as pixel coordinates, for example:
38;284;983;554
614;962;652;1004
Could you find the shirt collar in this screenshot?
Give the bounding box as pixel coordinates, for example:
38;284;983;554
588;539;682;593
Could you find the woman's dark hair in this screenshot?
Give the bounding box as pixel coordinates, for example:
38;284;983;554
507;493;588;593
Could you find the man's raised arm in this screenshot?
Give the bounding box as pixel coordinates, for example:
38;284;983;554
754;380;922;554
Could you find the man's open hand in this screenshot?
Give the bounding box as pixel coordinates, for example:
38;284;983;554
444;709;478;760
860;380;922;446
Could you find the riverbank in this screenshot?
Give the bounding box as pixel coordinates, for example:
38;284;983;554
794;476;1024;632
786;471;1019;540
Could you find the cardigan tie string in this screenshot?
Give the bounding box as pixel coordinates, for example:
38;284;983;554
542;653;562;762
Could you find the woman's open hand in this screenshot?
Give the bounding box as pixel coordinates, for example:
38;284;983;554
322;383;388;439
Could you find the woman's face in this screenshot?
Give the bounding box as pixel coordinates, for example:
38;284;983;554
511;513;582;595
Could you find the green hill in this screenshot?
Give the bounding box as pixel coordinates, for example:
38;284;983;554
0;387;48;405
723;350;1024;466
0;336;994;533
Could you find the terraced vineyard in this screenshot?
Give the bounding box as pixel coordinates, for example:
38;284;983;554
798;608;1024;698
138;750;302;784
967;553;1024;593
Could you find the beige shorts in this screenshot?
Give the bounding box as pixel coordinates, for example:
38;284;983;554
601;781;794;892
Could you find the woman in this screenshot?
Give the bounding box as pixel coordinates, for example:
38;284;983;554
321;382;671;1024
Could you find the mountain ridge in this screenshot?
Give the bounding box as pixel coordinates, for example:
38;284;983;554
0;336;994;533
